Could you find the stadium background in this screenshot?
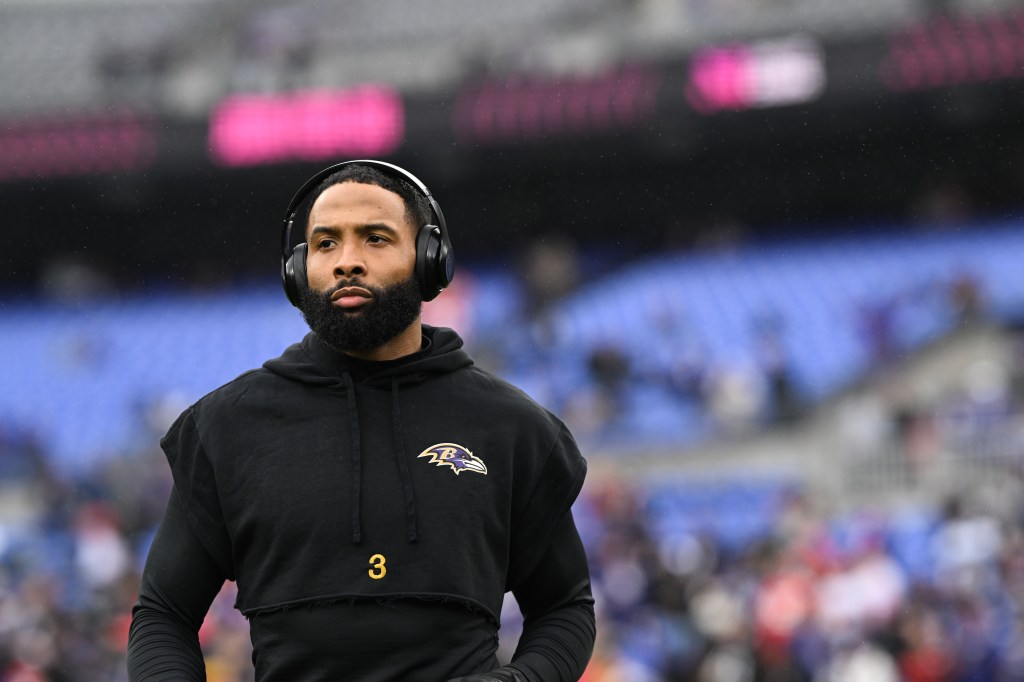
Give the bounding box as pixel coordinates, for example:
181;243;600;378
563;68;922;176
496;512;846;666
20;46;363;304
3;0;1024;679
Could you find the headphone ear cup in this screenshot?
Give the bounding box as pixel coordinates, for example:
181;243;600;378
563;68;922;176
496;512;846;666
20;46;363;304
283;242;309;308
416;225;442;301
437;238;454;291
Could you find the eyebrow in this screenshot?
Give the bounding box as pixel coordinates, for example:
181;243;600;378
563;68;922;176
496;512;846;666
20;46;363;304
309;223;401;239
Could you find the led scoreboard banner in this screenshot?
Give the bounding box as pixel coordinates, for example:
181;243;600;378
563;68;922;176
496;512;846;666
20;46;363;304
880;10;1024;92
684;36;826;113
450;64;664;143
0;112;156;180
208;85;404;167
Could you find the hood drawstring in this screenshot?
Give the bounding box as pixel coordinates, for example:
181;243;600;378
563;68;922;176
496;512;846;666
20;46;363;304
391;377;419;543
342;371;362;544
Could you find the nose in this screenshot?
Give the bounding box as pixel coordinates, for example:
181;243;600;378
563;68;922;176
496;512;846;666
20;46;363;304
332;243;366;279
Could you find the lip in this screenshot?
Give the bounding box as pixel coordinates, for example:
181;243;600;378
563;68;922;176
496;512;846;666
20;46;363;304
331;286;372;301
330;286;372;310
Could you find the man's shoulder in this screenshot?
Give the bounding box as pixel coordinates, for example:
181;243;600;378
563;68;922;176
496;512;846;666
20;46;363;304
191;367;290;416
456;366;560;423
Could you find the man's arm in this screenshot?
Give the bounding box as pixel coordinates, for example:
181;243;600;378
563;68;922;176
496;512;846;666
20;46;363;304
507;510;596;681
127;488;226;681
448;511;595;682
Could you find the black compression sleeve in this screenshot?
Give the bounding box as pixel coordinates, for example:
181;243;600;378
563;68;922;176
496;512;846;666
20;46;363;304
509;512;596;682
127;488;227;681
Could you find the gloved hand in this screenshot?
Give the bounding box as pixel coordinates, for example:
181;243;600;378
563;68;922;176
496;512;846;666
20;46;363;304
446;665;528;682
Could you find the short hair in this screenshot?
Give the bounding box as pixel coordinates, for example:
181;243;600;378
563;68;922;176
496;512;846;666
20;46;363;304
304;163;434;238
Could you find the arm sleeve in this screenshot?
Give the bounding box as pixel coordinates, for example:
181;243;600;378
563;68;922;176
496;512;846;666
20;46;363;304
127;488;227;681
508;511;596;682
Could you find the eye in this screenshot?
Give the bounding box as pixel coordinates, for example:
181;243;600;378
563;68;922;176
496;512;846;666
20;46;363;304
316;237;337;250
367;234;388;245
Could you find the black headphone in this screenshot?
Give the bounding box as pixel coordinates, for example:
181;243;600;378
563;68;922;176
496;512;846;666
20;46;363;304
280;159;454;307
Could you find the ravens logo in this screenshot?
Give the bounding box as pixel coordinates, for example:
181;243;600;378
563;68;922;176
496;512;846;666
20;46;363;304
417;443;488;476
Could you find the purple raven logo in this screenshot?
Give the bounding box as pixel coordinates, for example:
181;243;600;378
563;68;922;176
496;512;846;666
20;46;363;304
417;443;487;476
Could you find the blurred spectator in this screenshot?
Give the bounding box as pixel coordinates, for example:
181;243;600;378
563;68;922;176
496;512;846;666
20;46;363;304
0;423;51;518
692;216;750;254
835;390;896;461
704;362;766;436
949;270;984;326
72;504;129;591
38;257;116;304
911;180;975;225
588;346;631;410
998;615;1024;681
859;296;900;366
931;496;1002;595
751;541;815;677
753;316;799;424
521;233;582;314
819;640;900;682
897;600;955;682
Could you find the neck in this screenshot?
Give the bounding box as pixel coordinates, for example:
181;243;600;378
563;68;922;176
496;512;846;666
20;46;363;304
343;319;423;362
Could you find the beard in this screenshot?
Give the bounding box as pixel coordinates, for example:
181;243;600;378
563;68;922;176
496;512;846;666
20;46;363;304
299;275;422;354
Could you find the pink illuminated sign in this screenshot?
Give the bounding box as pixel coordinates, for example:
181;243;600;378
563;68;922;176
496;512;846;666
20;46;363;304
209;86;404;166
452;65;661;143
881;9;1024;91
686;37;825;113
0;112;155;181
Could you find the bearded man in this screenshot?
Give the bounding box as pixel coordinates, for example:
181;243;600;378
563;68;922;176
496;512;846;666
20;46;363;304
126;161;595;682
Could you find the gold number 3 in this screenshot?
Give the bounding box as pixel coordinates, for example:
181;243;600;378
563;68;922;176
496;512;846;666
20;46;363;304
368;553;387;580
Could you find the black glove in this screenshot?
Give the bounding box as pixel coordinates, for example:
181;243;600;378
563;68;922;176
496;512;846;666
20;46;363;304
446;665;528;682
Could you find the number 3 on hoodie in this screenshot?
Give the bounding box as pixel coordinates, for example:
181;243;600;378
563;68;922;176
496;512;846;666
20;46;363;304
368;553;387;579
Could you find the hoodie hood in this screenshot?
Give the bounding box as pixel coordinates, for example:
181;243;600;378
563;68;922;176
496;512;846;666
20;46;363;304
261;325;474;546
263;324;473;389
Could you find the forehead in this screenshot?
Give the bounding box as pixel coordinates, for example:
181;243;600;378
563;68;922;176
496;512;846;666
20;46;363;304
306;181;410;232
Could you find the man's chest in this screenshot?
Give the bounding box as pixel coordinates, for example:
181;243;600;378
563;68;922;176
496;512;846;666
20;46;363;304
216;391;514;559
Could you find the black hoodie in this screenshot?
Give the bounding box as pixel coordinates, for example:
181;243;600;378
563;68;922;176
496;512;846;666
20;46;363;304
160;325;587;629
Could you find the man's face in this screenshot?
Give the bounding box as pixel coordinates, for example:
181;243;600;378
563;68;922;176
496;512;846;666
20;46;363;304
298;181;422;353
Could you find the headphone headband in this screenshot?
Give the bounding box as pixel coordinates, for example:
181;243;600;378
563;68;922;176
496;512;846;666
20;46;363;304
280;159;449;265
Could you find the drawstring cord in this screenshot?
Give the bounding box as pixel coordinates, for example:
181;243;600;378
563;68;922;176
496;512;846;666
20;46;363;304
342;371;362;544
391;377;419;543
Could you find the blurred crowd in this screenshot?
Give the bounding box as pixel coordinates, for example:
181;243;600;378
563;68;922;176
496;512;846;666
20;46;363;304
0;389;1022;681
1;223;1020;681
571;477;1024;682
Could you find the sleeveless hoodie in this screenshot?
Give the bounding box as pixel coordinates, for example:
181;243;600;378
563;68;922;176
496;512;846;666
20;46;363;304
159;325;587;626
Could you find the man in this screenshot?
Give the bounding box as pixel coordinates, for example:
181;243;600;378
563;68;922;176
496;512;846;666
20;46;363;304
126;161;596;681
